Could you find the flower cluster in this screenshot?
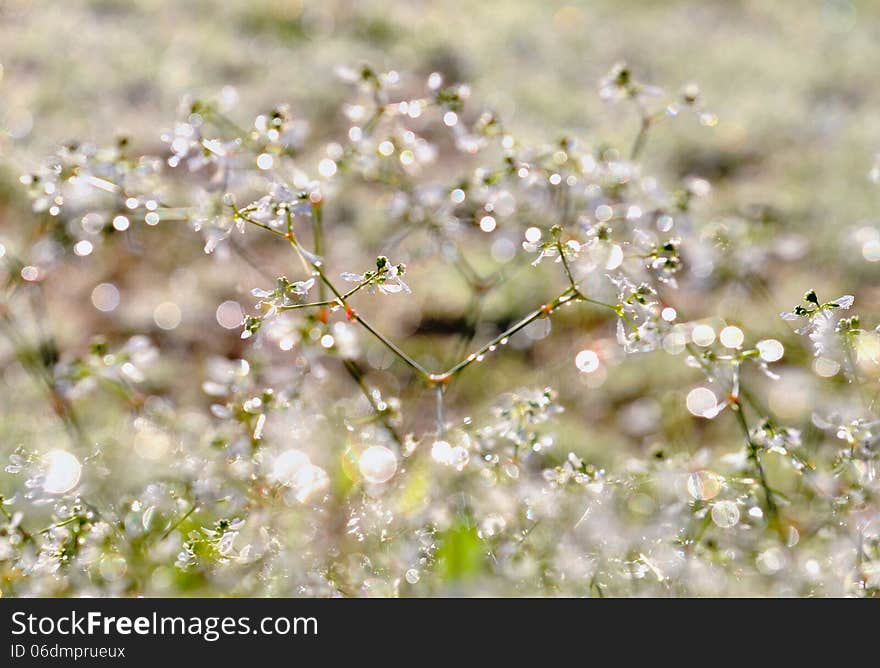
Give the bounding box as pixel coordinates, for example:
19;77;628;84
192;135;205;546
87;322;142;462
1;62;878;597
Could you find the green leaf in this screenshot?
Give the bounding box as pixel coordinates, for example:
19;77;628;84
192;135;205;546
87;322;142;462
437;517;486;583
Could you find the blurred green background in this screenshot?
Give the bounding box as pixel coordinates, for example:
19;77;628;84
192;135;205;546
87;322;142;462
2;0;880;479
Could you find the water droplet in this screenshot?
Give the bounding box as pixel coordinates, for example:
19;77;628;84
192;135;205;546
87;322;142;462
431;440;453;465
216;300;244;329
711;500;740;528
318;158;337;178
575;349;600;373
91;283;120;312
358;446;397;484
686;387;718;418
595;204;613;222
605;244;624;270
862;240;880;262
257;153;274;170
20;265;41;282
691;324;716;347
74;240;93;256
756;339;784;363
719;325;744;349
42;450;81;494
756;547;786;574
153;302;182;330
813;357;839;377
686;470;723;501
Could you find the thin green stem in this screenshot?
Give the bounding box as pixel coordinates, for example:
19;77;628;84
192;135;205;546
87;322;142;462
435;384;446;437
557;240;579;292
161;505;199;541
235;202;618;391
342;359;403;446
276;299;337;313
352;313;429;377
232;207;289;240
277;274;389;313
630;116;651;160
39;514;81;534
312;203;327;303
281;229;431;378
440;287;579;379
629;95;657;161
731;399;783;538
